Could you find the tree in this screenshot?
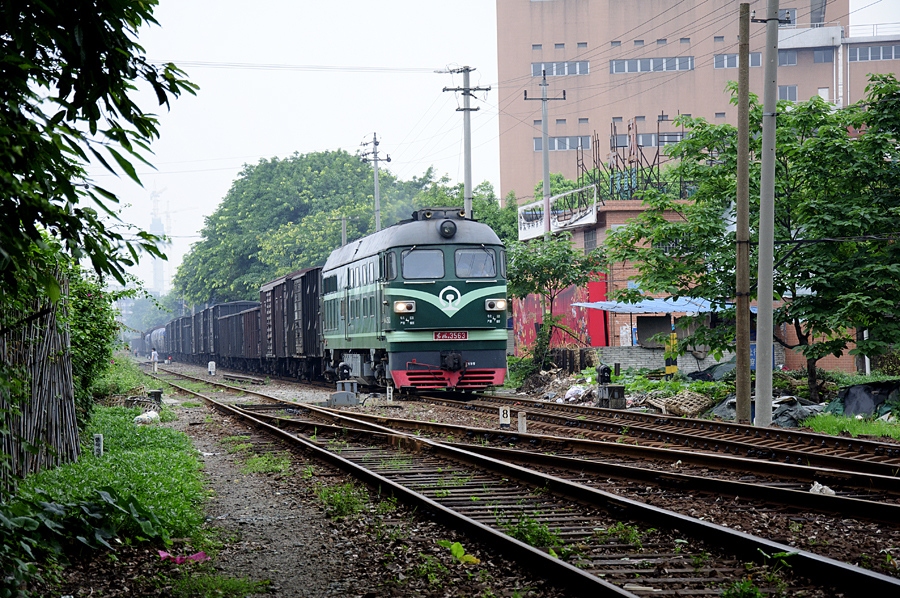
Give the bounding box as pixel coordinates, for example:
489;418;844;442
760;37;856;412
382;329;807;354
174;151;377;302
174;155;512;303
507;233;604;368
1;1;196;298
605;76;900;401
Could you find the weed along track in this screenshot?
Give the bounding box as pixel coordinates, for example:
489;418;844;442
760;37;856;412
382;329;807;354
150;369;900;596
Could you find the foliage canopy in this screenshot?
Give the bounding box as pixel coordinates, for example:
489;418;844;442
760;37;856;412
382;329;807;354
1;0;196;297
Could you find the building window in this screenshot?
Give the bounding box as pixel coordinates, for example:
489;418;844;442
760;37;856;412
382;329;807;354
584;228;597;253
634;39;644;46
813;48;834;63
635;115;645;122
611;40;621;47
714;53;761;68
680;37;690;44
610;56;694;74
578;117;589;124
609;132;682;149
714;35;725;43
778;50;797;66
555;43;565;49
533;136;591;151
532;61;589;76
778;8;797;27
657;39;667;45
849;45;898;62
778;85;798;102
659;132;683;146
556;118;566;125
715;112;726;118
577;42;587;48
637;133;657;147
534;119;542;125
532;44;542;50
612;116;623;123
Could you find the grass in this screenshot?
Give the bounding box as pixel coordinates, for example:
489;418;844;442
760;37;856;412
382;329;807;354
803;413;900;441
241;453;291;475
16;406;206;539
316;482;369;519
168;573;269;597
500;514;561;549
89;357;149;397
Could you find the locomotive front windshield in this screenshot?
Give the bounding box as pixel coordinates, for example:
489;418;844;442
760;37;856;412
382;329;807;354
455;248;496;278
402;249;444;279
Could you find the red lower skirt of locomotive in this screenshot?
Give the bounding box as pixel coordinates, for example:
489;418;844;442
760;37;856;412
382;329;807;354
391;367;506;390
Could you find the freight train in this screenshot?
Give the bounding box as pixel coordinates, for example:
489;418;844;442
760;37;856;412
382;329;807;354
139;208;509;391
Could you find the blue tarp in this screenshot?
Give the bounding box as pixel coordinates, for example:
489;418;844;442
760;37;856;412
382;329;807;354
574;297;757;314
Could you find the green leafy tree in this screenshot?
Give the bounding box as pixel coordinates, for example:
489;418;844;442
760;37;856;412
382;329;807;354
605;76;900;401
507;233;604;368
174;151;378;302
1;0;196;298
175;156;511;302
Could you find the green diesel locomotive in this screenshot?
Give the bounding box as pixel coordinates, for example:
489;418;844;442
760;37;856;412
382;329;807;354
321;207;508;390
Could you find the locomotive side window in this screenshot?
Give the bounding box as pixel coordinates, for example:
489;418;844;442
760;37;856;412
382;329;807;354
323;275;338;294
402;249;444;279
369;262;375;283
385;252;397;280
500;250;507;279
455;248;496;278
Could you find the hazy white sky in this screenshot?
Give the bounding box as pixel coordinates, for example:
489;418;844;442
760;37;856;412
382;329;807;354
96;0;897;293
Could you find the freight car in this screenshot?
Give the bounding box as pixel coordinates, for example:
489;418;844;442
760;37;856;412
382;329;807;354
153;208;508;391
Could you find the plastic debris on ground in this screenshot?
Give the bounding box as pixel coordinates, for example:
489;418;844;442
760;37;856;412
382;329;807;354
810;481;836;496
824;380;900;418
708;395;824;427
133;410;160;425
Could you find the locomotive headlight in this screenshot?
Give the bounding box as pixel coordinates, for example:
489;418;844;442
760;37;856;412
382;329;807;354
438;219;457;238
485;299;507;311
393;300;416;313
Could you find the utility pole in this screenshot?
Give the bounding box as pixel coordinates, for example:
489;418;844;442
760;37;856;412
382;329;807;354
361;133;390;231
735;3;752;424
525;71;566;234
328;216;359;246
754;0;780;427
442;66;490;219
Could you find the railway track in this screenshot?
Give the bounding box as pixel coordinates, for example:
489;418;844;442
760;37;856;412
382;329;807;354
423;394;900;476
150;368;900;595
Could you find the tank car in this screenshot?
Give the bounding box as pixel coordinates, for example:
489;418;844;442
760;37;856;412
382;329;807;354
321;207;508;390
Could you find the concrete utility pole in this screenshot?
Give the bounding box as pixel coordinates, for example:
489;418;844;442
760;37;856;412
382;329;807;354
754;0;780;427
361;133;390;231
443;66;490;220
525;71;565;234
735;3;752;424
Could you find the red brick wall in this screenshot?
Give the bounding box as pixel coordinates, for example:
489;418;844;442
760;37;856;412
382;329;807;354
776;323;859;374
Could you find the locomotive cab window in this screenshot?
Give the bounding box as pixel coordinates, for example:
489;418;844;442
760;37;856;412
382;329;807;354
455;248;496;278
402;248;444;279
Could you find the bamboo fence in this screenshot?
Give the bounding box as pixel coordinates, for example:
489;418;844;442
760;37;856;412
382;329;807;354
1;270;80;492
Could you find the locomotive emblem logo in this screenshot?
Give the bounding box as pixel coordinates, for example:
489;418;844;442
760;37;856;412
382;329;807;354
438;286;462;312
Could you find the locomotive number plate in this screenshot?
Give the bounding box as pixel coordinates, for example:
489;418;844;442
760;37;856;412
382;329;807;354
434;331;467;340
